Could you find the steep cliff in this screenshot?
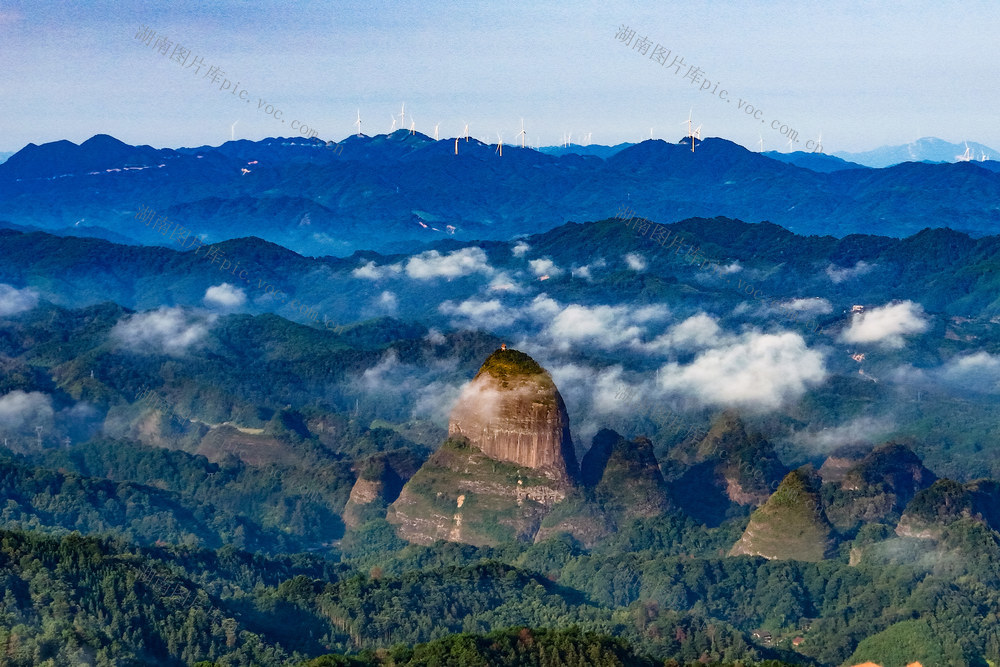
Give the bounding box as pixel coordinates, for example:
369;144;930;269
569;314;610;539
730;467;837;562
386;437;569;546
447;349;578;483
342;454;406;529
388;348;578;546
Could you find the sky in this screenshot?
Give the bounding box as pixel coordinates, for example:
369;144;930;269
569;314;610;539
1;0;998;155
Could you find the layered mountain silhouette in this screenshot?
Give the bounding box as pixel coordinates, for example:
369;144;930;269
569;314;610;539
4;133;1000;256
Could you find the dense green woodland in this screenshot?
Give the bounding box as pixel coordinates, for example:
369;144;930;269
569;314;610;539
3;232;1000;664
0;509;998;665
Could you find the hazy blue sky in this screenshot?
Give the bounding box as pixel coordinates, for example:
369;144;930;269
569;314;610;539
1;0;998;154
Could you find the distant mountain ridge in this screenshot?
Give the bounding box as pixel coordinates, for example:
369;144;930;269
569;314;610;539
833;136;999;168
3;133;1000;256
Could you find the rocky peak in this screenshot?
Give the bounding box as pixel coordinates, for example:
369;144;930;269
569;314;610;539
842;443;936;500
896;478;1000;538
447;348;578;483
582;429;670;519
730;466;837;562
669;411;787;525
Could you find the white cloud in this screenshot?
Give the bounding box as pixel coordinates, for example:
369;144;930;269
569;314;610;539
712;261;743;276
658;331;827;411
571;258;605;281
789;415;897;456
0;390;54;431
405;247;493;280
0;284;39;316
544;304;645;351
779;298;833;315
377;290;399;314
352;260;403;280
935;352;1000;393
654;313;724;350
624;252;647;272
511;241;531;257
487;271;522;292
826;260;874;284
528;257;563;278
425;328;447;345
840;301;929;348
439;298;514;330
111;307;215;356
203;283;247;308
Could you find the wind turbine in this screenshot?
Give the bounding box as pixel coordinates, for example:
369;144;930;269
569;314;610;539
585;132;592;144
681;108;693;138
812;132;823;153
464;122;470;141
434;122;440;141
516;118;526;148
454;137;459;155
691;124;702;152
230;120;239;141
390;115;396;132
400;103;405;129
757;134;764;152
410;119;416;135
355;109;362;136
496;132;503;157
786;137;795;152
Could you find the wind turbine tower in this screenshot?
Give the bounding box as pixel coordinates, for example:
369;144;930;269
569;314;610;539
516;118;526;148
681;108;693;139
355;109;362;136
496;132;503;157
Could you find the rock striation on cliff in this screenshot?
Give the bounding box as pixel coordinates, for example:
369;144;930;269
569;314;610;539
388;348;579;546
447;349;578;483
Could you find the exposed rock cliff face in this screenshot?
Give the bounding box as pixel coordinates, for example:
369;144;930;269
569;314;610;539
730;467;837;562
447;349;578;483
389;348;578;546
342;454;406;529
386;437;567;546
